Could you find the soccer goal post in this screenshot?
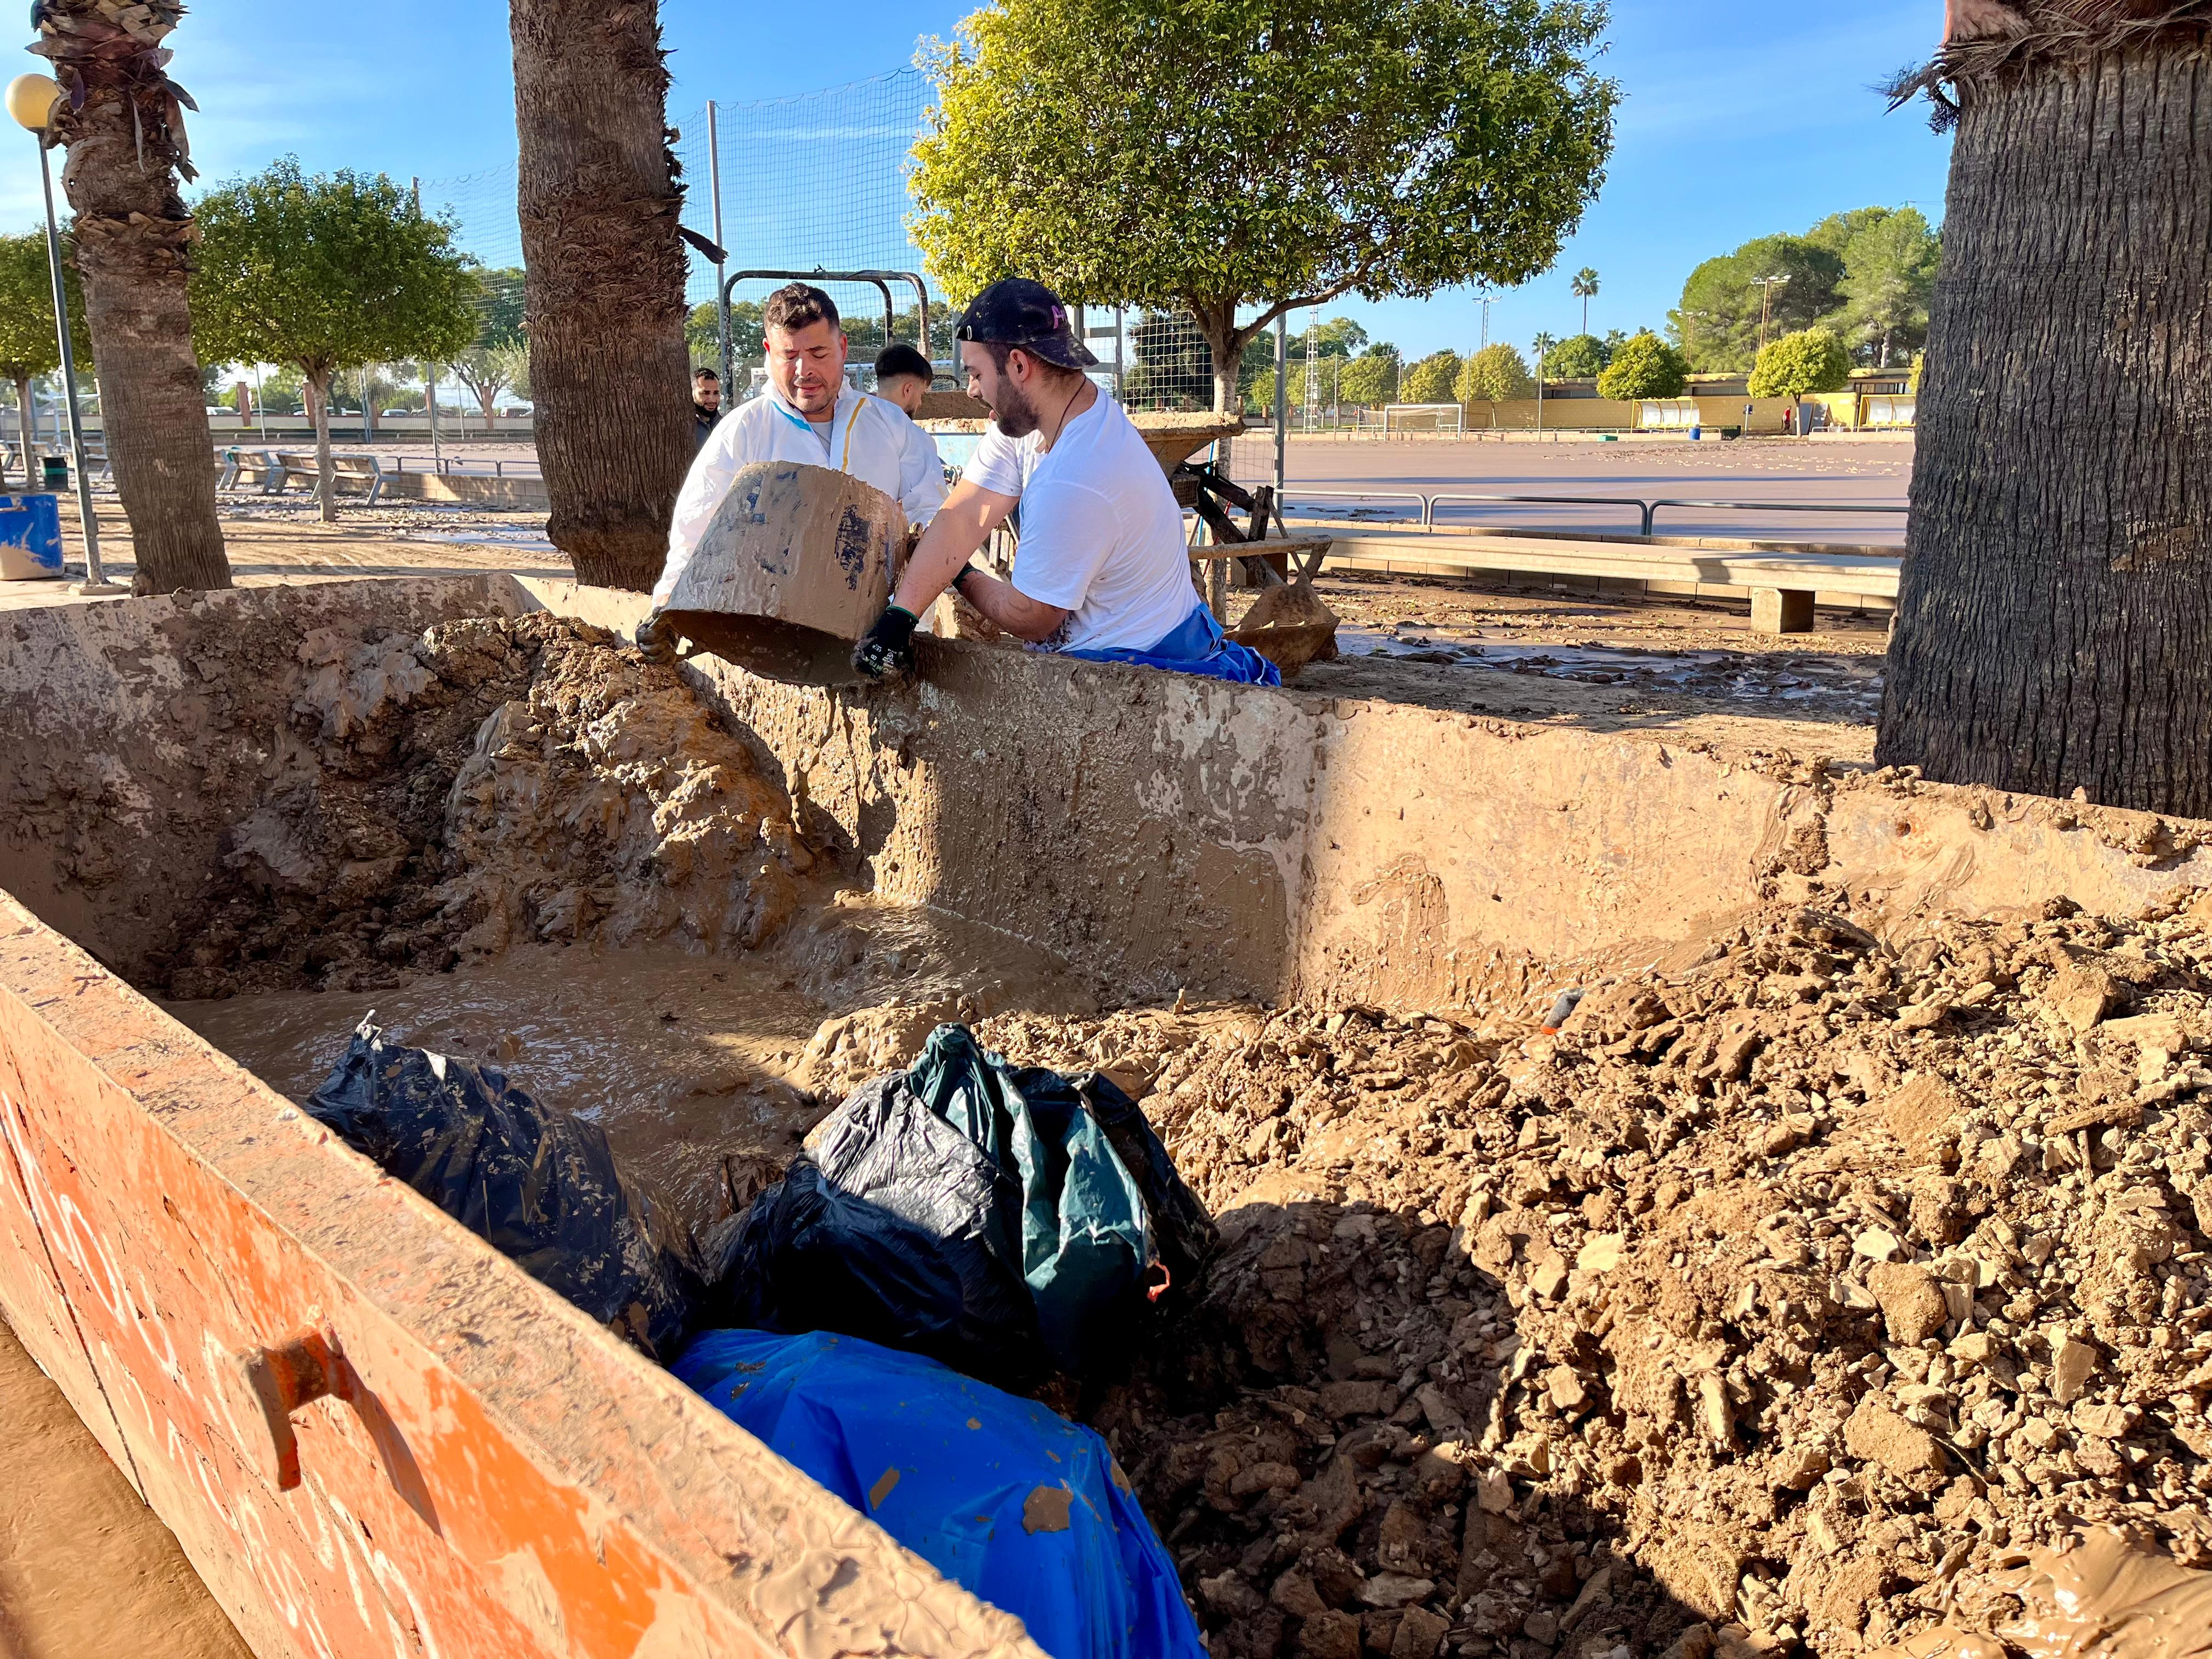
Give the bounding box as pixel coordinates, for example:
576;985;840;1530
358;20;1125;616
1382;404;1464;436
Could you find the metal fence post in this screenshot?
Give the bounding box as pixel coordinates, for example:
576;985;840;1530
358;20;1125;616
1273;311;1288;510
708;101;733;394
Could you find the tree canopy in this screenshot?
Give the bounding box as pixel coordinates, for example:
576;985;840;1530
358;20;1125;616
1670;208;1939;372
1747;328;1853;398
1401;350;1463;404
190;159;482;399
911;0;1618;410
1340;352;1400;405
1595;331;1688;399
1457;342;1534;403
1541;332;1609;379
0;230;91;389
471;266;527;350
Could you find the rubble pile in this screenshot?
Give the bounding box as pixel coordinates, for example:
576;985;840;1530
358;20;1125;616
159;615;813;997
975;894;2212;1658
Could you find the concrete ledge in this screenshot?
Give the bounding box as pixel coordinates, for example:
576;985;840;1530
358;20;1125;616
377;469;549;511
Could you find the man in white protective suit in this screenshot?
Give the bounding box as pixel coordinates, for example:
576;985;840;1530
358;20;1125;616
637;281;946;652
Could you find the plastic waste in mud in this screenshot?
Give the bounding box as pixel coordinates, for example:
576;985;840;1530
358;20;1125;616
675;1328;1206;1659
307;1018;701;1358
708;1023;1216;1384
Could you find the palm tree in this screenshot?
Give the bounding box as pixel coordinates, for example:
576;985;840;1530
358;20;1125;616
31;1;230;592
1879;2;2212;813
1571;268;1600;335
508;0;692;591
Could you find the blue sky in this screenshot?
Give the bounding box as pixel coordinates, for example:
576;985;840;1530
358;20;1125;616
2;0;1954;362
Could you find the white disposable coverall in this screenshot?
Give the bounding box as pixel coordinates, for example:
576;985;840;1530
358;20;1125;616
653;386;947;607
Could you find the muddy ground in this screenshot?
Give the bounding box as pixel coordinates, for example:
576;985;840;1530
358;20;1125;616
140;610;2211;1659
0;1320;251;1658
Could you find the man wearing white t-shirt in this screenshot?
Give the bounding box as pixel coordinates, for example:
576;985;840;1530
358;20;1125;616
850;279;1277;687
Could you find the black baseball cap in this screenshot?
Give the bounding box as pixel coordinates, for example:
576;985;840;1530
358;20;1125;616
955;278;1099;369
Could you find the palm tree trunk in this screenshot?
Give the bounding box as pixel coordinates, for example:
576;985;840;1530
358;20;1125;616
40;6;230;594
509;0;691;592
304;371;337;523
1879;43;2212;814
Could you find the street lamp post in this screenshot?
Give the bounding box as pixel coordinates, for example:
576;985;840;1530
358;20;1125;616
7;73;122;594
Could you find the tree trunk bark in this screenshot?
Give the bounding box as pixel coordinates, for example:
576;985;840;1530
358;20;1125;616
52;108;230;592
306;372;336;523
509;0;691;592
1878;47;2212;814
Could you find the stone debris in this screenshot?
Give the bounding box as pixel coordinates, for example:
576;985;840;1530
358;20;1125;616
962;891;2212;1657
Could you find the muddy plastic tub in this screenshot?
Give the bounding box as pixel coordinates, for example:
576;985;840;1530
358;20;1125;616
4;575;2210;1659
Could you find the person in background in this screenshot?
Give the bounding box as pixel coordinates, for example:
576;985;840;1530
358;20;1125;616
850;278;1277;688
872;343;934;418
646;284;947;625
691;368;722;451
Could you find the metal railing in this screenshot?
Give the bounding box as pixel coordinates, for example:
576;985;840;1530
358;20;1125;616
1280;487;1434;521
1289;487;1907;535
1427;493;1652;534
1643;499;1908;536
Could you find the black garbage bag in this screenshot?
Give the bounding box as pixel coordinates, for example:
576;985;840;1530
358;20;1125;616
307;1018;700;1359
709;1023;1215;1383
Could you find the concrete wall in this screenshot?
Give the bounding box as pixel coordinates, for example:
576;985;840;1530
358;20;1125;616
523;580;2212;1016
3;574;2207;1020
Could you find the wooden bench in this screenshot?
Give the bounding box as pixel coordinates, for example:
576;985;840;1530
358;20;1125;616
1306;528;1899;634
267;449;387;504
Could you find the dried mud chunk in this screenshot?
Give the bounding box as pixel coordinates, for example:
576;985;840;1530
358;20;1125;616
1295;1609;1361;1659
1877;1073;1967;1162
2044;963;2125;1032
1843;1397;1946;1485
1390;1605;1449;1659
1866;1262;1951;1345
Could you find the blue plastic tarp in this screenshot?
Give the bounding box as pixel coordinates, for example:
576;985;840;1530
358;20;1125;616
675;1329;1204;1659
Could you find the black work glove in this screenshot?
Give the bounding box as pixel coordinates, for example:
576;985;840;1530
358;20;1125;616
634;613;676;663
851;603;921;680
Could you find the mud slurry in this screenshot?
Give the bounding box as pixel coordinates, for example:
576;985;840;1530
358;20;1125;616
969;898;2212;1659
156;613;813;998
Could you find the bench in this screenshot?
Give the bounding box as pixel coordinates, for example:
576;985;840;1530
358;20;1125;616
222;448;386;503
1188;532;1334;583
1305;528;1899;635
275;450;386;503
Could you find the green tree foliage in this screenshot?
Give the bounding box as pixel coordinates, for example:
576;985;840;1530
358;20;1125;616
1747;328;1853;398
1804;207;1892;257
1671;234;1844;373
1400;349;1463;404
190;158;481;517
1304;317;1369;359
1456;342;1534;403
911;0;1618;411
0;230;93;485
1670;209;1940;373
1595;331;1689;399
1832;208;1939;369
1339;353;1400;405
471;266;528;349
449;341;532;425
1541;332;1609;379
